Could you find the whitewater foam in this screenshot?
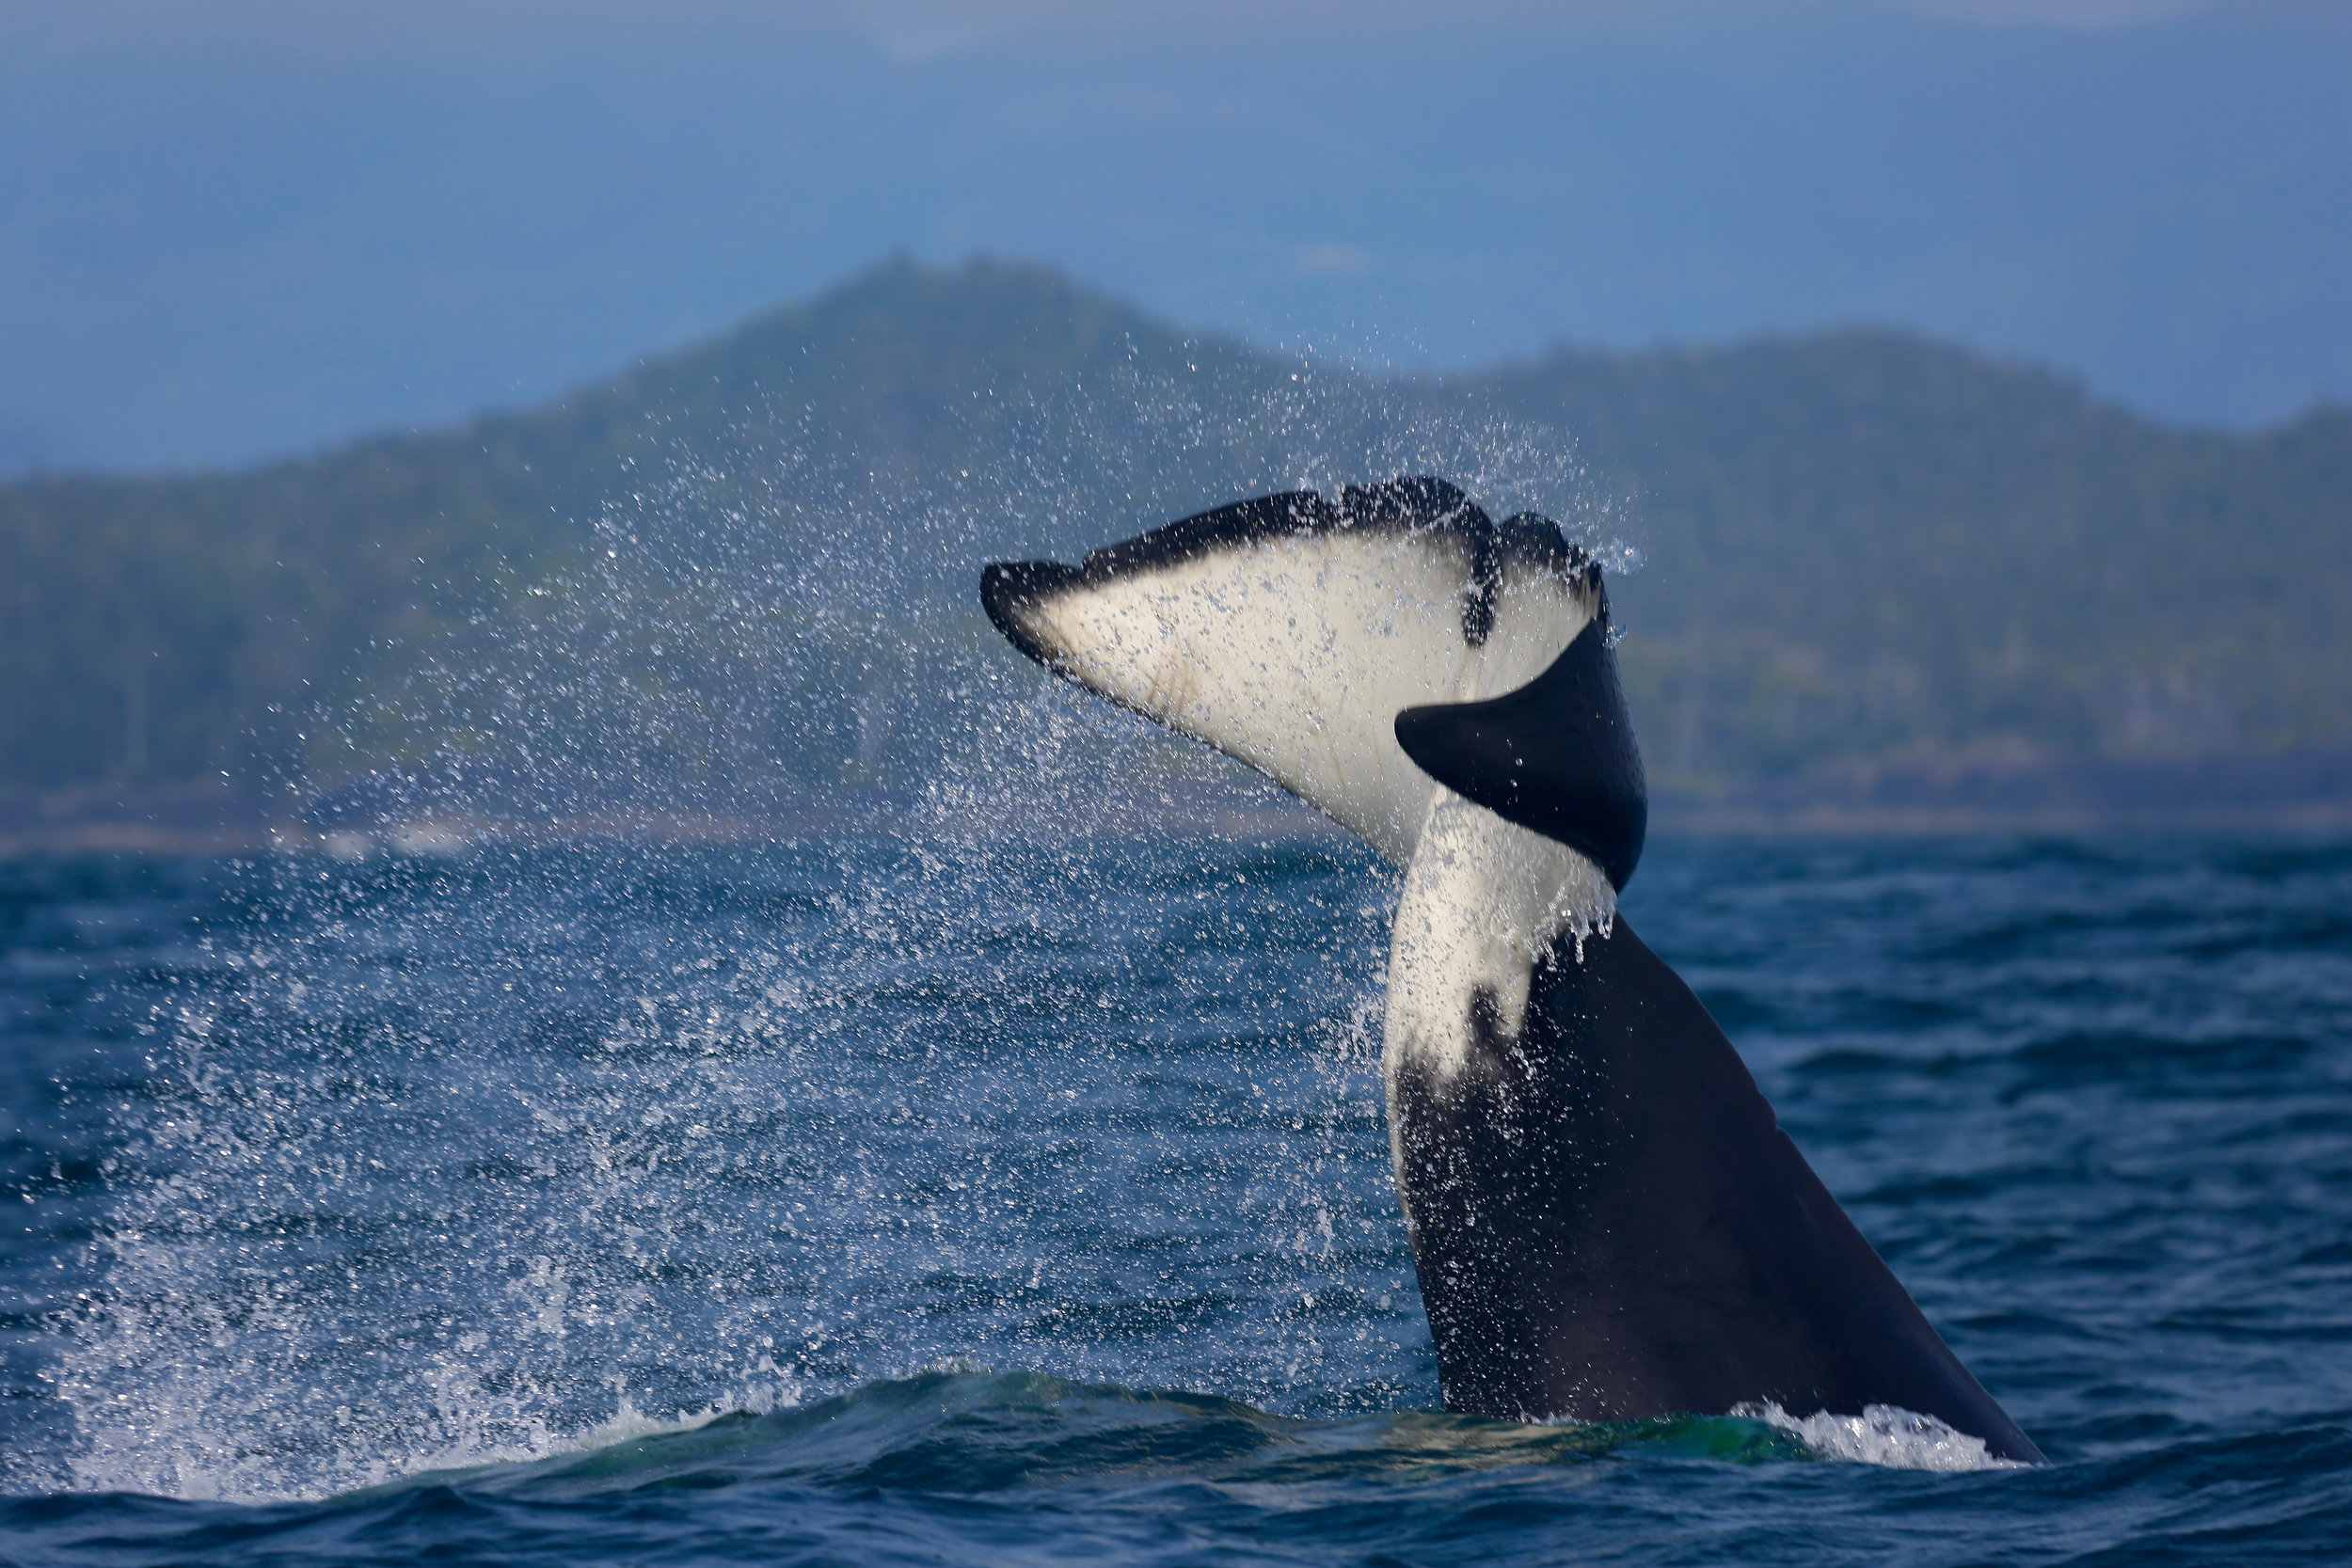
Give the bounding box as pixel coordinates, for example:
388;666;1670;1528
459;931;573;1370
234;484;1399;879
1734;1402;2027;1472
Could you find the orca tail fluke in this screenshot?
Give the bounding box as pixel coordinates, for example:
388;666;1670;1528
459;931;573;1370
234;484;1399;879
978;479;2044;1467
976;481;1602;865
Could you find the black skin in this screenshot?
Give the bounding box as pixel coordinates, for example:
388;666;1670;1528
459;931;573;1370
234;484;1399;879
1391;916;2046;1464
1396;610;1646;893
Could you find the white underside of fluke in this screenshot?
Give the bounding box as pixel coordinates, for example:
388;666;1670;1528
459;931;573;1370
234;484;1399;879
1002;526;1591;863
997;517;1613;1094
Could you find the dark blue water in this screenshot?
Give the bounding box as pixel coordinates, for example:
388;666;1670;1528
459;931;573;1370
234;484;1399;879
5;832;2350;1563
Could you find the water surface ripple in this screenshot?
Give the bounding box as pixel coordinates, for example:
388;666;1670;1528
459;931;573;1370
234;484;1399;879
3;832;2348;1563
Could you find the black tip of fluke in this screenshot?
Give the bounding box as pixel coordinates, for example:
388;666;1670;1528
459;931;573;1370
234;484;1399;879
978;560;1081;671
1394;612;1648;892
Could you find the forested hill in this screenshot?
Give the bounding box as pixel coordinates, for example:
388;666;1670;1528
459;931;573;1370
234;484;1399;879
6;258;2348;832
1478;340;2352;800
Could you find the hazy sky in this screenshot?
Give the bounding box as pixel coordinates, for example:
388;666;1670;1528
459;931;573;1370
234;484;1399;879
4;0;2346;472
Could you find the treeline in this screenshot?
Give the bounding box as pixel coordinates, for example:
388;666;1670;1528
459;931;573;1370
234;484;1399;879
4;258;2346;813
1480;339;2352;788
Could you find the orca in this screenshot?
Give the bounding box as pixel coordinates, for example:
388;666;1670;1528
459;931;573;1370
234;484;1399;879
979;477;2043;1464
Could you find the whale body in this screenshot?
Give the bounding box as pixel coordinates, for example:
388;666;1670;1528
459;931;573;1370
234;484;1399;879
980;477;2042;1464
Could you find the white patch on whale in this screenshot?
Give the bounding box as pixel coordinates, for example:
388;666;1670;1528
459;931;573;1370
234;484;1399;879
993;517;1594;864
1385;793;1615;1084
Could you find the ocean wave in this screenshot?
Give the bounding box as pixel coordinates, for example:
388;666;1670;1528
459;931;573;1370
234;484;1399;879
382;1371;1820;1503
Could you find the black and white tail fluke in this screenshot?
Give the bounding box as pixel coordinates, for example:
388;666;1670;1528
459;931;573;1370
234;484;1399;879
980;478;1633;876
978;477;2044;1465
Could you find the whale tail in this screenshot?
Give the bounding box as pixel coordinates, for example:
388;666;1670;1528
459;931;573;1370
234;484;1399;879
981;478;1630;874
980;479;2043;1465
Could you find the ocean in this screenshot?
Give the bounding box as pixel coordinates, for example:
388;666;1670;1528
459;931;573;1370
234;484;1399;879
3;830;2348;1564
